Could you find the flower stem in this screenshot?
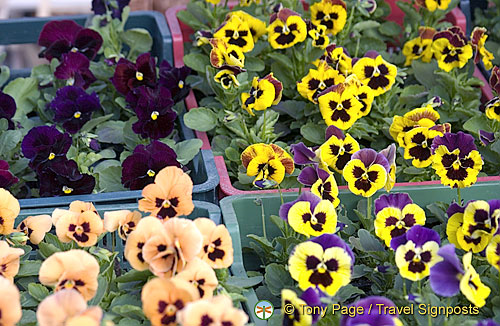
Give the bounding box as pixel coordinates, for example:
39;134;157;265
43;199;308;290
457;187;462;204
261;109;267;142
260;198;267;239
111;232;116;253
223;0;229;9
403;280;407;297
366;196;372;222
278;184;289;237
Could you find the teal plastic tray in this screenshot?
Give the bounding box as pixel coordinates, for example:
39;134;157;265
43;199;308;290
220;180;500;325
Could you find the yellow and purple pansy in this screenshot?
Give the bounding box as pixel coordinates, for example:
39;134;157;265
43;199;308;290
308;23;329;49
267;8;307;49
227;11;267;43
343;148;390;197
446;201;490;253
403;126;444;168
319;125;360;173
485;97;500;122
310;0;347;36
297;165;340;206
319;44;352;76
318;83;363;130
282;288;322;326
241;73;283;116
471;27;494;70
297;60;345;103
486;234;500;271
352;51;397;96
431;27;473;72
339;296;404;326
415;0;452;12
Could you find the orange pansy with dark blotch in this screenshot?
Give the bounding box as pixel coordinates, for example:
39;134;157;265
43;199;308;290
194;218;234;269
55;209;104;247
0;240;24;281
176;257;218;299
39;249;99;301
139;166;194;220
0;276;22;326
37;289;102;326
141;277;199;326
124;216;166;271
16;215;52;244
69;200;100;217
177;295;248;326
104;210;142;240
0;188;20;235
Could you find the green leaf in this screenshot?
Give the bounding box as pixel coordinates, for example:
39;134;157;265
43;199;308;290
225;275;263;288
38;242;61;258
300;122;325;145
183;107;218;132
183;53;210;73
19;310;37;326
267;53;293;68
0;65;10;88
116;269;153;283
20;292;38;308
245;57;265;72
265;263;294;296
17;261;42;277
121;28;153;54
463;115;490;136
110;294;142;309
352;20;380;33
174;139;203;165
27;283;49;301
412;60;439;89
378;21;402;36
97;166;125;192
0;130;22;157
176;10;206;31
123;117;142;150
80;114;114;133
358;229;384;251
118;319;142;326
112;305;146;320
88;276;108;306
96;120;125;144
334;284;365;302
31;64;54;86
225;147;240;162
4;77;40;120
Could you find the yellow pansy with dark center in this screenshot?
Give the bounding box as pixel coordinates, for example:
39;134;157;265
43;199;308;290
229;11;267;42
297;60;345;103
214;15;254;53
209;39;245;69
267;8;307;49
343;74;375;117
310;0;347;35
214;69;240;90
402;27;436;66
485;97;500;121
471;27;494;70
462;200;499;246
486;235;500;271
319;128;360;173
403;127;444;168
318;83;363;129
320;44;352;76
460;252;491;307
446;204;492;253
241;73;282;116
416;0;452;12
352;54;397;96
308;24;329;49
390;105;443;147
431;27;473;72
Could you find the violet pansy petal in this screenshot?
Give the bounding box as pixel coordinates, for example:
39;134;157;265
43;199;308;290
325;125;345;141
297;166;318;186
291;142;317;165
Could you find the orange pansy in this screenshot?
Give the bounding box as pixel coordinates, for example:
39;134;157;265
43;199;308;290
0;188;20;235
0;240;24;281
139;166;194;220
16;215;52;244
194;218;234;269
177;295;248;326
55;210;104;247
39;250;99;301
142;277;199;326
176;258;218;299
0;276;22;326
104;210;142;240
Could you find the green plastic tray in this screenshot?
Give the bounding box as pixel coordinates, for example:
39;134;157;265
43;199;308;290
220;180;500;325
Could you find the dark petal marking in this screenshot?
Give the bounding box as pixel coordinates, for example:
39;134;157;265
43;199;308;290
68;224;76;231
201;315;214;326
441;153;457;168
420;251;432;263
161;314;177;325
329;144;340;156
367;75;390;89
364;66;374;78
385;216;399;226
390;227;407;238
404;250;416;262
354;179;372;192
460;157;474;168
309;270;333;287
409;146;432;161
158;300;167;313
411;132;426;144
331;108;351;122
155;198;164;208
228;37;248;48
81;222;90;232
378;64;389;74
208;248;225;261
157;206;177;219
73;232;89;243
302;213;312;223
308;79;321;91
325;258;338;272
473;209;489;223
408;261;426;273
306;256;321;270
335;153;351;171
351;166;365;178
446;167;468;181
275;33;297;46
402;213;416;226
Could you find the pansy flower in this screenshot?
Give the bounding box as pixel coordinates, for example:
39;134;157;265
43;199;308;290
343;148;390;197
416;0;451;11
290;142;319;166
21;125;72;171
195;30;213;47
194;218;234;269
37;289;102;326
319;126;360;173
486;235;500;271
343;74;375;117
308;24;329;49
319;44;352;76
403;127;444;168
240;143;294;188
16;215;52;245
380;144;397;191
124;217;165;271
281;288;322;326
460;200;500;252
297;60;345;103
310;0;347;35
485;97;500;121
446;201;488;253
55;209;104;247
267;8;307;49
241;73;282;116
0;276;22;326
214;66;242;89
39;250;99;301
209;39;245;68
374;193;426;247
38;159;96;196
0;91;16;130
297;166;340;206
0;188;20;235
158;60;191;104
38;20;103;60
479;130;495;146
352;52;397;96
126;85;177;140
142;277;199;326
0;240;24;281
471;27;494;70
340;296;404;326
490;66;500;94
391;225;442;281
54;52;96;89
92;0;130;19
228;11;266;42
214;15;254;53
177;295;248;326
430;245;490;307
48;86;101;134
289;234;354;296
477;320;500;326
176;258;218;299
431;132;483;188
103;210;142;240
239;0;259;6
280;192;337;237
139;166;194;220
111;52;157;96
432;27;473;72
402;26;436;66
122;141;180;190
318;83;363;129
0;161;17;189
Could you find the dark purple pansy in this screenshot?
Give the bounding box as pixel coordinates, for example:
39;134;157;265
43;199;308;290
54;52;96;89
297;165;326;186
291;142;318;165
352;148;390;172
38;20;103;61
311;233;355;262
121;140;180;190
126;85;176;139
48;86;101;134
390;225;441;251
279;192;321;221
0;91;16;130
0;160;18;189
431;131;478;158
340;296;402;326
38;159;95;196
477;320;500;326
479;130;495;146
158;60;191;104
375;193;413;214
301;288;323;323
111;53;157;96
429;244;463;297
21;125;72;171
92;0;130;19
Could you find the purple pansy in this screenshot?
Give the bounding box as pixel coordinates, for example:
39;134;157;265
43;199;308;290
291;142;318;165
297;165;329;186
298;165;340;205
431;132;478;159
54;52;96;89
340;296;402;326
121;140;180;190
111;53;157;96
158;60;191;104
92;0;130;19
429;244;463;296
38;20;103;61
0;160;18;189
301;288;323;323
0;91;16;130
390;225;441;251
311;233;355;262
352;148;391;172
48;86;101;134
479;130;495;146
477;320;500;326
38;159;95;196
375;193;413;213
21;125;72;171
126;85;176;139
